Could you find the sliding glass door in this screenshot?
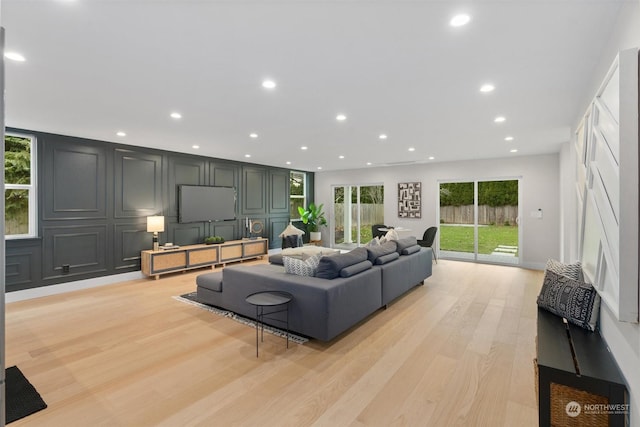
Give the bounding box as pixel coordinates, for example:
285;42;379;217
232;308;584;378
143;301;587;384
332;184;384;249
439;179;520;265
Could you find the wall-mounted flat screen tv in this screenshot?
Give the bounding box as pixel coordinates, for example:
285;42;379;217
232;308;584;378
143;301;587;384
178;185;236;223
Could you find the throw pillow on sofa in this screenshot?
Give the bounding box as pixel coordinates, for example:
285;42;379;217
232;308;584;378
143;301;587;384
537;268;601;331
283;253;322;277
365;237;381;247
384;228;399;242
316;247;368;280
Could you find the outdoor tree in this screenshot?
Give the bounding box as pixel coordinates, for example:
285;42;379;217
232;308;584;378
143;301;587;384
5;135;31;220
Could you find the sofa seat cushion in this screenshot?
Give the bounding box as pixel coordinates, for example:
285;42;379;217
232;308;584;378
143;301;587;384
366;241;397;264
196;271;223;292
316;247;368;280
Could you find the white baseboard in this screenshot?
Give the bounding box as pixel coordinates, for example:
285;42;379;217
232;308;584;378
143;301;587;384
5;271;146;303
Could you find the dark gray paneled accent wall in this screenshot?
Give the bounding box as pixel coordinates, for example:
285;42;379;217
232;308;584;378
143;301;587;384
5;128;313;292
269;169;290;214
42;139;107;220
5;239;42;292
241;166;267;215
115;149;163;218
42;224;108;280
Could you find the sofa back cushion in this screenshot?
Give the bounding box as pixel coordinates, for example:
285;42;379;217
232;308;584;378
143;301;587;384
340;260;373;278
401;245;421;255
395;236;418;254
375;252;400;265
316;247;368;279
366;241;397;264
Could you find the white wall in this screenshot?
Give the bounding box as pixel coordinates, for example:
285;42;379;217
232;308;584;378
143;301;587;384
561;2;640;425
315;153;560;269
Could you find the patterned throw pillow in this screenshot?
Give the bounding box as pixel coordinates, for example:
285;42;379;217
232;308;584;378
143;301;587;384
365;237;381;247
384;228;399;242
546;259;584;281
537;269;601;331
283;253;321;277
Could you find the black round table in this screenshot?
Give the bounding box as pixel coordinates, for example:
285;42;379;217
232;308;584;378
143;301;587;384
245;291;293;357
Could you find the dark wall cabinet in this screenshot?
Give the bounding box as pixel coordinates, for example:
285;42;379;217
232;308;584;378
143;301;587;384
5;128;308;292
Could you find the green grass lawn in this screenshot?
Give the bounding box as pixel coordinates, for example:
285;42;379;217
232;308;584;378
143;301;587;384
439;225;518;255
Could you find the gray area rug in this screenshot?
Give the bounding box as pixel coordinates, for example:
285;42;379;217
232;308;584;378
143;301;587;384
173;292;309;344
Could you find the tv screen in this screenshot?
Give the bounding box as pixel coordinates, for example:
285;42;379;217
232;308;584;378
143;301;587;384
178;185;236;223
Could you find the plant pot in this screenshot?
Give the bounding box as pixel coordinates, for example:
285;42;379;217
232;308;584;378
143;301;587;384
309;231;321;241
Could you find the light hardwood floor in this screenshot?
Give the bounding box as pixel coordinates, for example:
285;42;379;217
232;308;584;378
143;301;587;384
6;259;543;426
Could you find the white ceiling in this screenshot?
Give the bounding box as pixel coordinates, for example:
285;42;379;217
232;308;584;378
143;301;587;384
1;0;625;172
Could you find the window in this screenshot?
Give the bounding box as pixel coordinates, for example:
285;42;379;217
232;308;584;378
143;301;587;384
5;133;36;238
290;171;306;220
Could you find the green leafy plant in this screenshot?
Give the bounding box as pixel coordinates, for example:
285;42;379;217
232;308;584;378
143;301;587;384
297;203;327;232
204;236;225;244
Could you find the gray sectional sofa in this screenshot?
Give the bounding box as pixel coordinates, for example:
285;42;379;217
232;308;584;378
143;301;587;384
196;238;433;341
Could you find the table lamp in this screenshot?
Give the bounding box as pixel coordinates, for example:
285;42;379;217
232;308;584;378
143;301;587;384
147;216;165;251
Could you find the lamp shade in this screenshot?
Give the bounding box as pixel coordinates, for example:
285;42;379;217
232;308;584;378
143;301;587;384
146;216;165;233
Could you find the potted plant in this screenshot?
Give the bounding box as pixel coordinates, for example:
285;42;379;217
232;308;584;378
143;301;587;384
204;236;225;245
297;202;327;241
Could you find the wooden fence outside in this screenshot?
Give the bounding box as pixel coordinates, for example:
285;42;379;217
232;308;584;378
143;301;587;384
333;203;384;229
331;203;516;227
440;205;518;225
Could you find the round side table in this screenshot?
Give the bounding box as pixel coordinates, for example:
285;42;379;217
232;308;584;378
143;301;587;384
245;291;293;357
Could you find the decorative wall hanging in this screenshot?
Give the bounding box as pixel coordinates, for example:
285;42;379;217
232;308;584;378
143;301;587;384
398;182;421;218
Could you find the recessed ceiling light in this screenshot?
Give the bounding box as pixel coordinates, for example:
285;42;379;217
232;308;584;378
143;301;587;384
286;161;292;165
505;136;514;141
480;84;495;93
245;154;251;158
379;134;388;140
494;116;506;123
336;114;347;121
339;155;345;159
510;149;518;153
116;131;126;137
262;79;276;89
366;162;372;166
408;147;416;152
428;156;435;160
301;146;308;150
450;14;471;27
317;166;323;170
170;112;182;119
4;52;26;62
249;133;258;139
192;145;200;149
